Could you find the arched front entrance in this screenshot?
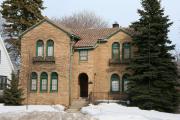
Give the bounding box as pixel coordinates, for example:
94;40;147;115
79;73;88;97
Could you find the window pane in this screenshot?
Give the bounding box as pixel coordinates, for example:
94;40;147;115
80;50;88;61
48;46;53;56
112;81;119;92
52;79;57;91
124;80;129;91
124;48;130;59
31;79;37;90
41;79;47;90
38;47;43;56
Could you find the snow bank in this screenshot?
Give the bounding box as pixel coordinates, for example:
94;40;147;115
0;104;64;113
81;103;180;120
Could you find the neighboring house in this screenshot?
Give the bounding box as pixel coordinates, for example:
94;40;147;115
0;35;14;96
19;18;132;106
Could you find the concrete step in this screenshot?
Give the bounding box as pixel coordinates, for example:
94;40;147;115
66;108;80;113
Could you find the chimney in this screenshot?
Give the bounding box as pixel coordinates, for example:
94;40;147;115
112;22;119;28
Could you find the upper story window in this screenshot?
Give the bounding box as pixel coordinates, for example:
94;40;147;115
111;74;120;92
30;72;37;91
122;43;131;60
112;42;120;60
36;40;44;57
40;72;48;92
79;50;88;61
46;40;54;57
50;72;58;92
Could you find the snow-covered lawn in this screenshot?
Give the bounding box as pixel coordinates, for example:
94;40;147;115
81;103;180;120
0;104;65;113
0;104;96;120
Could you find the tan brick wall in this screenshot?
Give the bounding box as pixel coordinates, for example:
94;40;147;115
20;21;71;106
72;31;132;100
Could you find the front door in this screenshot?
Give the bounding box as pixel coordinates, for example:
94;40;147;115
79;73;88;97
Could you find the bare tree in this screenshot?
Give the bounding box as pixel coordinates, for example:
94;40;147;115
0;14;4;33
52;11;109;29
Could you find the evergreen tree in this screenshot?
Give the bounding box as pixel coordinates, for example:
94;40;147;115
0;0;45;62
128;0;179;112
3;73;24;105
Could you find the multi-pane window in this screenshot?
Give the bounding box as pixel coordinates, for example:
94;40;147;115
50;72;58;92
79;50;88;61
47;40;54;57
36;40;44;57
40;72;48;91
111;74;120;92
112;42;120;60
122;74;130;92
30;72;37;91
123;43;131;60
0;76;7;90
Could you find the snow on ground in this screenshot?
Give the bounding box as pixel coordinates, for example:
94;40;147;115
0;104;96;120
81;103;180;120
0;104;65;113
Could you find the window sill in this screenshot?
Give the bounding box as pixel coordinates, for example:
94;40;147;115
32;56;55;64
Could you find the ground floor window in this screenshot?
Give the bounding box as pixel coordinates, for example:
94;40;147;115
122;74;130;92
30;72;37;91
111;74;120;92
40;72;48;92
0;76;7;90
50;72;58;92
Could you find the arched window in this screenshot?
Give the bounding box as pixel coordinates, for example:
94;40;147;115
122;74;130;92
111;74;120;92
36;40;44;57
30;72;37;91
40;72;48;92
50;72;58;92
46;40;54;57
112;42;120;60
122;43;131;60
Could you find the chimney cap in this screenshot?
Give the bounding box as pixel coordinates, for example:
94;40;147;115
112;22;119;28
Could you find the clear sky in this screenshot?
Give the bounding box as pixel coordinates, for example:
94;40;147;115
0;0;180;50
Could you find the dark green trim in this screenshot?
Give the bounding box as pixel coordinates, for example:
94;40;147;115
46;40;54;57
40;72;48;92
110;74;120;92
79;50;88;61
50;72;58;92
30;72;38;92
122;42;131;61
36;40;44;57
112;42;120;61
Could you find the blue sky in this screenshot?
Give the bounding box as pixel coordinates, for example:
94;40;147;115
0;0;180;50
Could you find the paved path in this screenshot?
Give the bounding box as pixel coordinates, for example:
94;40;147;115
0;111;97;120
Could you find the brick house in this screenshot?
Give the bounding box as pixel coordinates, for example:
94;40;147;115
19;18;132;106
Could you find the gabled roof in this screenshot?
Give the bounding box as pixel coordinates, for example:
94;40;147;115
19;17;79;38
0;35;14;71
72;27;133;48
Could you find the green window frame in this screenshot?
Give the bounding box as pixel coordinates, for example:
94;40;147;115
50;72;58;92
79;50;88;61
30;72;37;91
36;40;44;57
122;42;131;60
111;74;120;92
112;42;120;60
40;72;48;92
46;40;54;57
122;74;130;92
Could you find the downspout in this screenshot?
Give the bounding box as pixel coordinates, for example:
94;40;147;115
69;35;74;106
